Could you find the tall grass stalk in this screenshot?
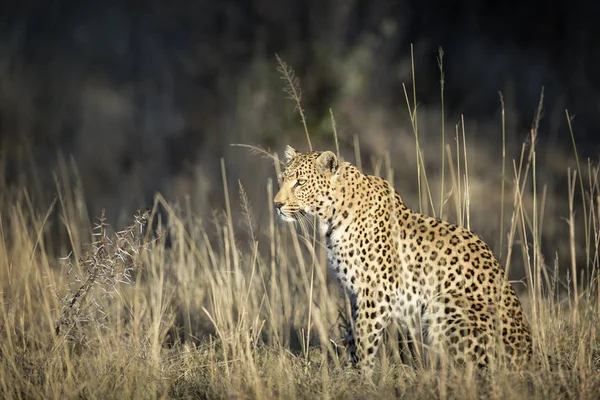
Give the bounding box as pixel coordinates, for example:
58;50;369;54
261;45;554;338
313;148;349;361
438;47;446;218
566;110;592;299
567;169;580;321
402;45;434;215
454;122;462;225
531;90;544;319
460;115;471;230
410;44;422;213
276;54;312;151
499;92;507;261
330;109;340;159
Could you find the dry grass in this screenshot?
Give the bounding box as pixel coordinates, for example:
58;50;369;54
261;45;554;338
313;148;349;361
1;63;600;399
0;138;598;400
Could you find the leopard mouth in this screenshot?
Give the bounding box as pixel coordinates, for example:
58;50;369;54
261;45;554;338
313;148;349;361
276;207;298;222
277;207;309;222
278;213;297;222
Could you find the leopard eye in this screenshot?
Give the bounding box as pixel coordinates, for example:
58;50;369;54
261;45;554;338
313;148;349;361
296;179;306;187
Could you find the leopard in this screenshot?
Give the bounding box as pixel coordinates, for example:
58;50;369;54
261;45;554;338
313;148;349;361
273;145;532;376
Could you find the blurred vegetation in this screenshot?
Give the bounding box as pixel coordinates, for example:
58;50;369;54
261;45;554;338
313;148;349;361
0;0;598;282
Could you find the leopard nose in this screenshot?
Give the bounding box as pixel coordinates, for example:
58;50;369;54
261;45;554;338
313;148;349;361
274;202;284;210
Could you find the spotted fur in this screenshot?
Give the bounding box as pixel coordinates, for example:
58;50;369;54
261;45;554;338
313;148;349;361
273;146;532;375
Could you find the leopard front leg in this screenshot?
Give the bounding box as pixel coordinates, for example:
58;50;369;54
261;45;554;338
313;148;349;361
344;292;359;364
353;296;391;376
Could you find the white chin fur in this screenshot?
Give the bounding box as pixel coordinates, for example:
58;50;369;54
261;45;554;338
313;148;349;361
277;210;297;222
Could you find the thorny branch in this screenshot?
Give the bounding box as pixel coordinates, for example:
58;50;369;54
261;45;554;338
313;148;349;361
54;210;162;345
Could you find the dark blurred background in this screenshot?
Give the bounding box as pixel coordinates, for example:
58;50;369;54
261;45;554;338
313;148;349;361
0;0;599;267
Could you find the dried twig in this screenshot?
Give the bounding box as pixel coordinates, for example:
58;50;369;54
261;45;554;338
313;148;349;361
54;210;162;346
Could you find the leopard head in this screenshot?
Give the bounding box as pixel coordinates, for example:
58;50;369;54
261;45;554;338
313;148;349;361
273;145;339;222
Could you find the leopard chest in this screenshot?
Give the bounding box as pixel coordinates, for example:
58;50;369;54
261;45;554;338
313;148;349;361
323;223;363;294
323;219;400;295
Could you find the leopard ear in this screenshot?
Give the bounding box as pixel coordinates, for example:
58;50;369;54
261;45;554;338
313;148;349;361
316;151;338;174
284;145;298;163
